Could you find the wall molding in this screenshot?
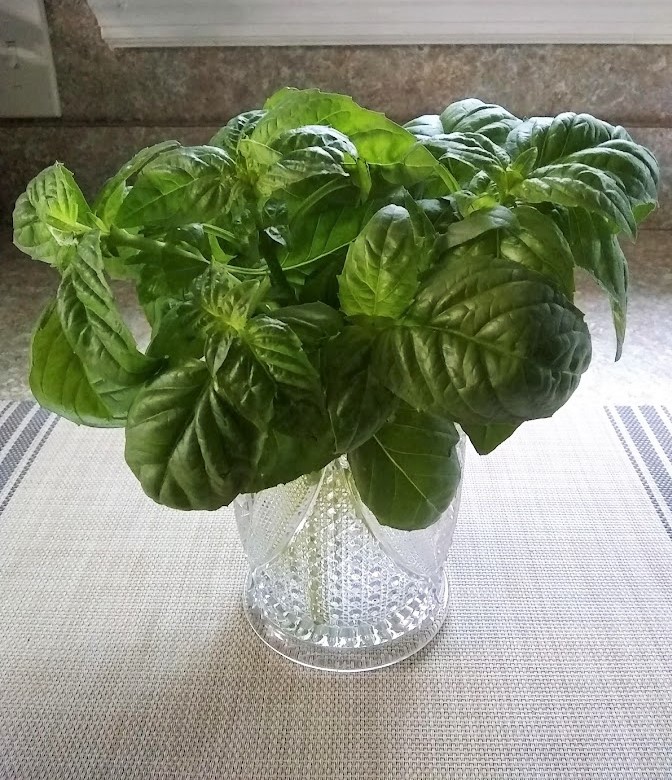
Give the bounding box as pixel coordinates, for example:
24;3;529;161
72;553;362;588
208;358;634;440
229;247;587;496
87;1;672;47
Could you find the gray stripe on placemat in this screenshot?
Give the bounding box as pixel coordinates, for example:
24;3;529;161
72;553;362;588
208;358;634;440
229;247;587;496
641;406;672;469
607;406;672;541
0;402;32;452
0;403;58;518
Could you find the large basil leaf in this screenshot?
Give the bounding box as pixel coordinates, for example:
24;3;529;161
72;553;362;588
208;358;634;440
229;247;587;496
403;115;445;139
268;302;343;346
506;113;658;224
246;315;326;436
209;110;266;156
554;140;658;222
461;421;520;455
57;233;160;416
255;88;453;191
13;164;97;266
436;205;518;253
125;360;255;510
255;88;418;166
280;200;373;269
210;335;275;430
299;253;345;307
93;141;180;226
498;206;575;296
115;145;236;228
254;125;359;202
322;326;398;452
512;163;636;237
148;273;258;362
440;99;521;144
338;205;418;318
348;406;461;530
135;248;208;327
29;302;124;427
374;253;592;425
249;429;335;492
506;112;632;165
146;301;206;364
558;208;629;360
420;132;510;186
450;206;575;297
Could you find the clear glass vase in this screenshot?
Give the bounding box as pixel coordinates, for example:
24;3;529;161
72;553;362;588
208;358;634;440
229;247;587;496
234;442;465;672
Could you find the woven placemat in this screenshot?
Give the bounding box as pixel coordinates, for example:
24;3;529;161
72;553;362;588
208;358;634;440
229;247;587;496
1;401;671;779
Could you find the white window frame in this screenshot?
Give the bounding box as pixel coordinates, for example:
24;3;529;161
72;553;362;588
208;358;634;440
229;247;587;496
87;1;672;47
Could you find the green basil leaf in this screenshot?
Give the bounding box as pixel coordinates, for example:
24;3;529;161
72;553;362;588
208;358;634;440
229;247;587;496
323;326;398;452
146;301;206;364
440;99;520;144
246;315;326;436
421;132;510;184
506;112;632;166
500;206;575;296
93;141;181;226
513;163;636;237
256;146;349;201
509;147;538;178
135;249;208;327
558;208;629;360
268;302;344;346
196;274;263;334
115;145;236;228
246;315;321;393
125;360;255;510
209;110;266;156
436;205;518;253
453;206;575;297
506;113;658;225
255;88;418;167
403;115;445;139
57;233;161;416
280;200;373;269
415;196;461;232
13;164;96;267
374;253;591;425
237;139;283;175
249;429;335;492
29;301;124;427
348;406;461;530
403;190;436;254
210;335;275;430
299;253;345;307
338;205;418;318
555;140;658;221
461;421;520;455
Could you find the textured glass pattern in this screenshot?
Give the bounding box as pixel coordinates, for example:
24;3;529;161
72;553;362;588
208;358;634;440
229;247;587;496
235;446;465;671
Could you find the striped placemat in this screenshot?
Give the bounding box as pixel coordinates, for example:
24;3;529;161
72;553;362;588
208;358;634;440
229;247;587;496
606;405;672;539
2;400;671;532
1;400;671;779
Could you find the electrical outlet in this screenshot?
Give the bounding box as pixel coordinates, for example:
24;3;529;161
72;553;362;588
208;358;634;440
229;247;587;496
0;0;60;118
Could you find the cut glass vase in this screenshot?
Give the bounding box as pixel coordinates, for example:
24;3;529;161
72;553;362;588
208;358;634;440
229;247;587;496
234;444;465;672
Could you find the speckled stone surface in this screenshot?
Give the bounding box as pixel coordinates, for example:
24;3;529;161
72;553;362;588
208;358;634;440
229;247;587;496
1;229;670;405
0;0;671;228
39;0;672;127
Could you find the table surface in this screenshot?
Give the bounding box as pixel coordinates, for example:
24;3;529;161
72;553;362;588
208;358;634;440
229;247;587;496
1;400;671;779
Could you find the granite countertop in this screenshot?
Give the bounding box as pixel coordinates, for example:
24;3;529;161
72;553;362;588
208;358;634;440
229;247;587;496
1;229;670;404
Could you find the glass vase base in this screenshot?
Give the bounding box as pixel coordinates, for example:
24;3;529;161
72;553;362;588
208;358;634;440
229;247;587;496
242;570;450;672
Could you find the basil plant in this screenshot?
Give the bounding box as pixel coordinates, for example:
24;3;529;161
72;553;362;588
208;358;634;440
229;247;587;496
14;88;658;530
